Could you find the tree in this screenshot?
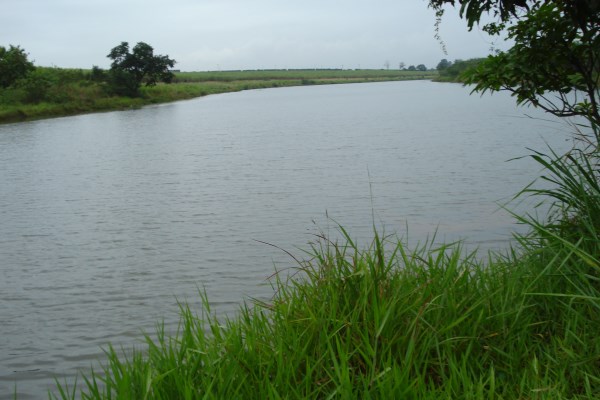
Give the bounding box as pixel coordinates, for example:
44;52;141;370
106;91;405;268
438;58;483;81
416;64;428;71
407;65;417;71
90;65;106;82
428;0;600;263
0;45;35;88
428;0;600;145
107;42;176;97
399;62;406;70
436;58;452;70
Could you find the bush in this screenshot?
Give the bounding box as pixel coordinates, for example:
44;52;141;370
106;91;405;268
0;44;34;88
437;59;484;82
15;68;55;103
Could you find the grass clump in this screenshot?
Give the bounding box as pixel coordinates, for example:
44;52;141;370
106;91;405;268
53;147;600;398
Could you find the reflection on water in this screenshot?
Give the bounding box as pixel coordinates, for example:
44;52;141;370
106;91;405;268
0;81;570;398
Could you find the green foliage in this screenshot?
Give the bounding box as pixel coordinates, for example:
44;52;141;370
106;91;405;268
90;65;106;82
416;64;428;71
429;0;530;30
436;58;452;70
0;45;35;88
107;68;142;98
107;42;176;97
15;68;55;103
517;148;600;261
436;58;484;82
8;67;93;104
465;3;599;130
430;0;600;146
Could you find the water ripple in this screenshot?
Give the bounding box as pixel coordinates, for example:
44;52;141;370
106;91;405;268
0;81;570;398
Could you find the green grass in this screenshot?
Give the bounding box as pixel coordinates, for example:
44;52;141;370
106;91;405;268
50;148;600;399
0;69;437;124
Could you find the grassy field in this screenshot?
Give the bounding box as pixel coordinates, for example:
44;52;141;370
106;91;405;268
0;69;437;124
51;148;600;399
174;69;437;83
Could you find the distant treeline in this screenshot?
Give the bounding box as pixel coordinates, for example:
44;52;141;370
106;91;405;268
0;66;438;124
172;69;437;83
1;42;443;124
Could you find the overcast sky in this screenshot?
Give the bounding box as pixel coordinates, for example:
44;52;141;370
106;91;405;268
2;0;508;71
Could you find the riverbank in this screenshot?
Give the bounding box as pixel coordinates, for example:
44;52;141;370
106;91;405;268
51;150;600;399
0;69;437;124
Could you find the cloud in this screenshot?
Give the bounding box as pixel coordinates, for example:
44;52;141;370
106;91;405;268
1;0;506;70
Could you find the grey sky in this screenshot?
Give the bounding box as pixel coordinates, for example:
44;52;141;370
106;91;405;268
2;0;507;71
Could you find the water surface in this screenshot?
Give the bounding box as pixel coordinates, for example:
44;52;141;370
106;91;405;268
0;81;570;398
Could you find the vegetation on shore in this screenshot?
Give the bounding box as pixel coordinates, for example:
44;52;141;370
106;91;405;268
433;58;484;82
0;68;436;124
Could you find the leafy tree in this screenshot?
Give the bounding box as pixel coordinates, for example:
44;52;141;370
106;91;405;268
107;42;176;97
90;65;106;82
438;58;484;81
407;65;417;71
436;58;452;70
416;64;428;71
429;0;600;273
0;45;35;88
428;0;600;145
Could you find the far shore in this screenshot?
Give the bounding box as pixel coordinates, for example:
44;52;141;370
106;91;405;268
0;69;438;124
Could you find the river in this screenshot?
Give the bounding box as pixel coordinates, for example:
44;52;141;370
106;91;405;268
0;80;571;398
